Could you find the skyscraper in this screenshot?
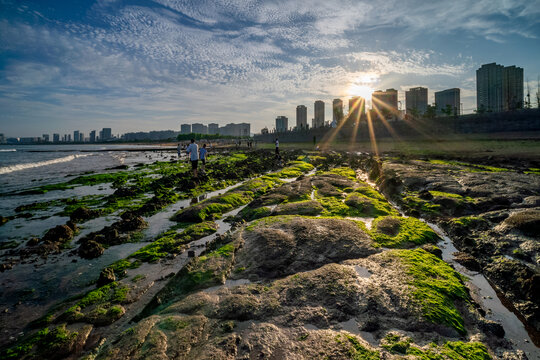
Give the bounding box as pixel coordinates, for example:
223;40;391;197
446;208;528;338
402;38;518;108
53;133;60;143
89;130;96;142
435;88;460;116
332;99;343;125
296;105;307;129
192;123;207;134
371;89;398;118
180;124;192;134
314;100;325;128
405;87;428;115
208;123;219;134
275;116;288;132
42;134;49;142
348;96;365;124
101;128;112;140
73;130;79;143
477;63;523;112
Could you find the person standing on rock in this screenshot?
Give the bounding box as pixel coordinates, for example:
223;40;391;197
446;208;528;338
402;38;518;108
199;143;207;174
186;138;199;178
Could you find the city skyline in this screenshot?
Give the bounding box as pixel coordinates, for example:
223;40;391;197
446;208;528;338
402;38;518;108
1;0;540;136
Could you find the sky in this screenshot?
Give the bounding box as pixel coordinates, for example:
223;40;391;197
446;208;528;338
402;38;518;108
1;0;540;137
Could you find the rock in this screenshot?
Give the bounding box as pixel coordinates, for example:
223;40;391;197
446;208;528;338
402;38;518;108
374;216;401;236
421;244;443;259
0;215;8;226
273;200;324;216
117;215;147;232
0;263;13;272
26;237;40;246
70;206;101;222
66;220;78;232
113;187;137;197
418;189;433;200
42;225;74;244
97;268;116;288
453;252;482;272
502;209;540;237
479;319;505;337
78;240;105;259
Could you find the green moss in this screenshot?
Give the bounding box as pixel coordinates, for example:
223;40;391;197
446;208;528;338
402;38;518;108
218;192;253;207
450;216;486;228
382;333;412;354
239;206;273;221
370;216;439;248
198;243;235;261
524;167;540;175
390;249;469;334
387;340;492;360
440;341;491;360
131;274;146;283
354;185;387;201
158;316;190;331
403;193;442;214
109;259;142;275
428;159;509;173
429;191;475;203
2;324;78;359
69;282;129;311
269;161;314;178
335;334;380;360
322;167;357;180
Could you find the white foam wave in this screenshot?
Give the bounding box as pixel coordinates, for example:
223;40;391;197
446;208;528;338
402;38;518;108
0;149;16;152
0;154;89;175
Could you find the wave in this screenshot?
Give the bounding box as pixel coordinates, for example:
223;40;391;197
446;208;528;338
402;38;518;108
0;154;89;175
0;149;16;152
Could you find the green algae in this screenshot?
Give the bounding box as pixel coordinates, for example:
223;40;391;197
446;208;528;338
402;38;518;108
239;206;273;221
429;191;475;203
370;216;439;248
524;167;540;175
268;161;314;178
390;248;469;335
65;282;129;318
2;324;78;359
402;193;442;214
130;222;217;262
428;159;509;173
335;334;380;360
317;167;357;180
450;216;486;228
382;333;491;360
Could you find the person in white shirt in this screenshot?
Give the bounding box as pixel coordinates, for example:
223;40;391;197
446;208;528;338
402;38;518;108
186;139;199;177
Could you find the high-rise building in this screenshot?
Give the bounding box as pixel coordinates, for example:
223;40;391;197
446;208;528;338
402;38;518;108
405;87;428;115
42;134;49;142
53;133;60;143
435;88;460;116
503;65;524;111
208;123;219;134
348;96;365;124
477;63;523;112
0;133;5;144
314;100;325;128
67;134;72;142
180;124;192;134
275;116;288;132
296;105;307;129
73;130;79;143
372;89;398;117
332;99;343;125
191;123;207;134
89;130;96;142
79;133;84;142
101;128;112;140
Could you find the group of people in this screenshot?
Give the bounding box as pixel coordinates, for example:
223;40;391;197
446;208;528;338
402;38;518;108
178;139;207;177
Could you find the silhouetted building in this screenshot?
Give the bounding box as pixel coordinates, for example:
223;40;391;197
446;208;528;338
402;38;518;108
191;123;207;134
219;123;250;136
348;96;365;124
372;89;398;119
123;130;178;141
0;133;5;144
208;123;219;134
101;128;112;140
275;116;288;132
73;131;79;143
42;134;49;142
332;99;344;125
89;130;96;143
435;88;460;116
53;133;60;143
406;87;428;115
20;137;41;143
477;63;523;112
180;124;192;134
296;105;307;129
67;134;72;142
314;100;325;128
503;65;524;111
261;127;269;135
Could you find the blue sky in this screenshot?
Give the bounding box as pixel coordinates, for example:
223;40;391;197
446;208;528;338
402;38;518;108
1;0;539;136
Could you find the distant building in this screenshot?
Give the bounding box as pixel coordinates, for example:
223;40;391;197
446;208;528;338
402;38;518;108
89;130;96;143
208;123;219;134
20;137;41;144
74;130;80;143
348;96;365;124
477;63;523;112
332;99;344;125
7;137;19;144
67;134;72;142
42;134;49;142
435;88;460;116
79;132;84;142
180;124;192;134
314;100;325;128
372;89;398;119
123;130;178;141
261;127;269;135
219;123;250;137
192;123;207;134
296;105;308;130
275;116;288;132
405;87;428;115
53;133;60;143
0;133;5;144
101;128;112;140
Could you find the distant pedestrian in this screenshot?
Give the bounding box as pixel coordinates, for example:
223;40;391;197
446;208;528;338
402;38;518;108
275;138;279;156
199;143;207;173
186;139;199;177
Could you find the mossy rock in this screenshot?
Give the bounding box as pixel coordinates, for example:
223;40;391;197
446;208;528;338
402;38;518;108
370;216;440;248
273;200;324;216
502;209;540;237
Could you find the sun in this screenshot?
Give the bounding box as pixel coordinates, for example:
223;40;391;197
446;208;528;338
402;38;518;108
348;84;375;100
